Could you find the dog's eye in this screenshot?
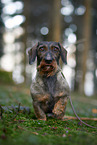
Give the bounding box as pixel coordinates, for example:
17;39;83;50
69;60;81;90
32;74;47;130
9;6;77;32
39;47;45;52
53;47;59;52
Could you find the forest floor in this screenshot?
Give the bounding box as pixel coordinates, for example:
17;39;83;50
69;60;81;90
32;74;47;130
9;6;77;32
0;84;97;145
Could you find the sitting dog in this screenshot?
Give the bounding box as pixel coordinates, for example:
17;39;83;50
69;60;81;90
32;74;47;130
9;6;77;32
26;41;70;120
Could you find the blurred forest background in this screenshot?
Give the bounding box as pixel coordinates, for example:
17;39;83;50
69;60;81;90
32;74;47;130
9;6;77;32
0;0;97;97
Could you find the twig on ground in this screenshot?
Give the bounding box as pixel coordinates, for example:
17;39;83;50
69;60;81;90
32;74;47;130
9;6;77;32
63;116;97;121
10;103;21;120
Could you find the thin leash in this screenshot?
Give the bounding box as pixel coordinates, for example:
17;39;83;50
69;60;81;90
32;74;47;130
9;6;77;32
58;66;97;129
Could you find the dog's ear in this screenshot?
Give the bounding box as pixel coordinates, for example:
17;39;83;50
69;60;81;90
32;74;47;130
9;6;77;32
58;43;67;64
26;43;38;65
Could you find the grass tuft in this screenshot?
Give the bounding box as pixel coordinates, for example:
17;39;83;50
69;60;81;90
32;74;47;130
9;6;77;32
0;85;97;145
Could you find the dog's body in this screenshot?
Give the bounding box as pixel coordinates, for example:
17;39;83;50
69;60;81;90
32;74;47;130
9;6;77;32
27;41;70;120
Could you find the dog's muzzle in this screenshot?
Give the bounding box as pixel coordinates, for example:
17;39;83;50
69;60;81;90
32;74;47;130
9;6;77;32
38;59;57;77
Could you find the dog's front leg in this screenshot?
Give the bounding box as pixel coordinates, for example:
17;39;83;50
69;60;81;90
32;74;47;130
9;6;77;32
33;101;46;121
52;97;68;119
32;94;50;121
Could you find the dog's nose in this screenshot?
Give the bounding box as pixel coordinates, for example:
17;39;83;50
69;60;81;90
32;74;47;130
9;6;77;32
45;59;52;64
44;53;53;64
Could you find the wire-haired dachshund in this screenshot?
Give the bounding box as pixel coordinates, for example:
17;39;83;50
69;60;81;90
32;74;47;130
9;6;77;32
26;41;70;120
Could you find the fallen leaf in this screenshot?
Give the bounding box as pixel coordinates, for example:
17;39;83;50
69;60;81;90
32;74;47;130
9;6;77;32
18;126;24;130
92;109;97;114
14;118;17;121
32;132;39;135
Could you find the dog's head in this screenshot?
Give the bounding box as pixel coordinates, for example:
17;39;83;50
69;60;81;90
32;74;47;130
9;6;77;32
26;41;67;77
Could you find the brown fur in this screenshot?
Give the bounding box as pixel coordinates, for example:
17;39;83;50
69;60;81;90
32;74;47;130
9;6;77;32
27;41;70;120
37;59;57;77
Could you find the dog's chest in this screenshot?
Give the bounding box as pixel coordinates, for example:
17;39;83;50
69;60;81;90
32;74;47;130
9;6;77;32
31;71;69;99
43;75;57;96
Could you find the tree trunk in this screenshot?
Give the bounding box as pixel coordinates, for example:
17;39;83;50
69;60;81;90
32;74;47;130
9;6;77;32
48;0;62;42
80;0;92;93
22;0;30;84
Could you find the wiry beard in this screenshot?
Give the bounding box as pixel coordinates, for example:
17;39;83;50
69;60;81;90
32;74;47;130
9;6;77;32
37;59;57;77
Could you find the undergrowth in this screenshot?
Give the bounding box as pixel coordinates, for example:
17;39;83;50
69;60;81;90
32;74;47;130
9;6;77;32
0;85;97;145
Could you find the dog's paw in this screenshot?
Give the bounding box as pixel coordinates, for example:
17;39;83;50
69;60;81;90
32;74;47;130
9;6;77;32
38;117;47;121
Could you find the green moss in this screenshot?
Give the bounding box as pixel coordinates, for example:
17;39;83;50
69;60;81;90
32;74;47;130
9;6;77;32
0;85;97;145
0;70;14;85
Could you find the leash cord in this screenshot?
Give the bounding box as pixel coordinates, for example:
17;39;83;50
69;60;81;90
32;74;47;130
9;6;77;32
59;67;97;129
68;95;97;129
